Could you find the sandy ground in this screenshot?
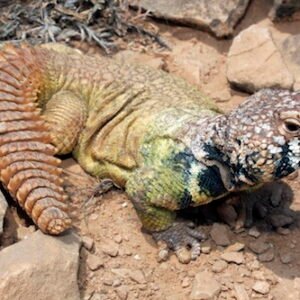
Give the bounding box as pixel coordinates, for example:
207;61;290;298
1;0;300;299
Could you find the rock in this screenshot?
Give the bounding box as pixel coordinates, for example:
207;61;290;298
258;248;275;262
127;270;146;284
181;277;190;288
269;213;294;228
210;223;231;246
248;240;271;254
220;252;244;264
279;251;292;264
212;260;228;273
252;281;270;295
101;242;119;257
247;260;260;271
277;227;291;235
201;241;212;254
86;254;104;271
0;230;80;300
201;245;211;254
130;0;250;38
225;242;245;252
112;279;122;287
269;0;300;21
227;25;293;92
234;283;250;300
82;236;94;251
278;34;300;91
116;286;129;300
0;190;7;235
248;227;261;238
252;271;266;281
190;271;221;300
114;234;123;244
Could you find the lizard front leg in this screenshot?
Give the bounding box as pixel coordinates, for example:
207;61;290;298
43;90;87;154
126;167;206;263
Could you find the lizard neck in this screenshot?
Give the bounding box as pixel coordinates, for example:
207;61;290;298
206;114;262;190
185;113;258;192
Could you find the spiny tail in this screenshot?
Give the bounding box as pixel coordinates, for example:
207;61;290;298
0;44;71;234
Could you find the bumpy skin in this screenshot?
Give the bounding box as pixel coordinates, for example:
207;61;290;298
0;44;71;234
0;44;299;258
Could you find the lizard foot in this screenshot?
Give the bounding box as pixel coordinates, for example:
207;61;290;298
234;181;294;229
152;221;206;264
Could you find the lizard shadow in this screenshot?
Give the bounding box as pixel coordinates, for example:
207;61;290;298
179;180;300;279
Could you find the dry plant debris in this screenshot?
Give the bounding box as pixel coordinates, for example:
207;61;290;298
0;0;168;53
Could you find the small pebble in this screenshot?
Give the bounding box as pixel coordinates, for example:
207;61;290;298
181;277;190;288
103;279;113;286
210;223;231;246
252;271;265;280
89;213;98;220
221;252;244;264
276;227;291;235
252;281;270;295
128;270;146;284
248;240;270;254
114;234;123;244
82;236;94;251
102;243;119;257
112;279;122;287
116;286;129;300
212;260;228;273
133;254;141;260
201;245;211;254
280;252;292;264
269;214;294;228
247;260;260;271
234;283;250;300
248;227;261;238
258;248;275;262
226;242;245;252
86;254;104;271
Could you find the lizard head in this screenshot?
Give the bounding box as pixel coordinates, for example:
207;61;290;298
224;89;300;187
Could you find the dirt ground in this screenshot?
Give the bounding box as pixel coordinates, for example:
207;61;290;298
1;0;300;299
58;1;300;299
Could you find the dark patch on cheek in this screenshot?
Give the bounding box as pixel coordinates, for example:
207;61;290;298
203;143;229;165
173;150;195;170
197;166;227;197
274;144;297;179
275;156;295;179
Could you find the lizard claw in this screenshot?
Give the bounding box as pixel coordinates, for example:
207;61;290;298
153;221;206;264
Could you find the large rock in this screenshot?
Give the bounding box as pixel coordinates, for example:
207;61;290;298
0;191;7;235
130;0;250;38
269;0;300;21
278;34;300;91
227;25;294;92
0;230;81;300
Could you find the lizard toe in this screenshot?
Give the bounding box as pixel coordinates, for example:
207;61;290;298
152;221;205;263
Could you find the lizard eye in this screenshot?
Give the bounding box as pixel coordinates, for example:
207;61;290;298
283;119;300;134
